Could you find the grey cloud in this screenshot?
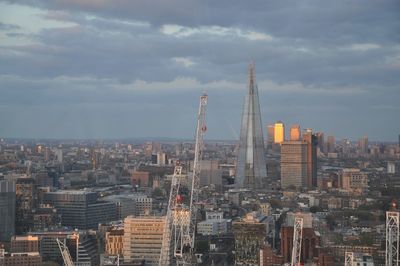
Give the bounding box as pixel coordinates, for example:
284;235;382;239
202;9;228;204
0;22;21;30
0;0;399;140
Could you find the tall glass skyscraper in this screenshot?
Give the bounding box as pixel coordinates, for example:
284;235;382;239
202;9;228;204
0;180;16;242
236;63;268;189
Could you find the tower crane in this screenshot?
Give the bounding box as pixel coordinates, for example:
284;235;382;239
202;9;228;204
291;216;303;266
56;238;74;266
159;94;208;266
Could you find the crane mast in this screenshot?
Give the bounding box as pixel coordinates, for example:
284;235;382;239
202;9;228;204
386;211;399;266
159;94;208;266
184;93;208;261
56;238;74;266
291;216;303;266
159;166;183;265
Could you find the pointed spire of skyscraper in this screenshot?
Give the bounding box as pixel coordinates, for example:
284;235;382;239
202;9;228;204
236;63;268;189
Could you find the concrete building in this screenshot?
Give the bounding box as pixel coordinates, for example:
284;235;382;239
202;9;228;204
15;177;36;234
280;212;320;264
274;121;285;144
131;170;150;187
358;136;369;154
30;230;99;265
44;190;117;229
197;219;228;236
0;180;15;242
1;252;42;266
103;193;152;219
340;169;368;192
196;160;222;187
303;129;318;188
327;136;335;153
259;244;284;266
236;63;268;189
105;228;124;256
123;216;165;266
281;141;308;189
10;235;39;253
290;124;301;141
198;211;229;236
233;212;268;265
349;253;374;266
267;125;275;145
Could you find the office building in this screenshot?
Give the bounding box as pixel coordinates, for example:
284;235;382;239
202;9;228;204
233;212;268;265
196;160;222;187
358;136;369;154
274;121;285;144
303;129;318;188
327;136;335;153
10;235;39;253
267;125;275;144
30;230;99;265
15;177;36;234
281;141;308;188
1;252;42;265
316;132;325;154
339;169;368;192
0;180;16;242
44;190;117;229
103;193;152;219
197;211;229;236
290;124;301;141
236;63;268;189
105;228;124;256
123;216;165;265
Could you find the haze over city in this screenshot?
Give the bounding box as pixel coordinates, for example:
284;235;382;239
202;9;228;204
1;1;399;141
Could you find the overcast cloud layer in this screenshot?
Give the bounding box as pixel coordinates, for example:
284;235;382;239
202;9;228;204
0;0;399;141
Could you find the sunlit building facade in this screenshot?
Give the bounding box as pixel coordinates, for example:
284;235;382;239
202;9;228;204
274;122;285;144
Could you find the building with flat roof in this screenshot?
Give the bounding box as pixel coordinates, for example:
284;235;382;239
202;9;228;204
281;141;308;189
44;190;116;229
123;216;165;266
10;235;39;253
0;180;15;242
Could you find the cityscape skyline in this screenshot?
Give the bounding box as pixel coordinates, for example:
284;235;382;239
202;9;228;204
0;1;400;141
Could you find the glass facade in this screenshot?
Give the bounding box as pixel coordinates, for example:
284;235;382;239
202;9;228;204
236;64;268;189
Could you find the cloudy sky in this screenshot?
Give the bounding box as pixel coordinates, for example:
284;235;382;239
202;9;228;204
0;1;399;141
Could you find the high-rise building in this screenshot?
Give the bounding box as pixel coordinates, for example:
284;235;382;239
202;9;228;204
267;125;275;144
281;141;308;188
358;136;369;154
236;63;268;189
316;132;325;154
303;129;318;188
43;190;116;229
274;121;285;144
123;216;165;265
290;124;301;141
15;177;36;234
0;180;16;242
327;136;335;153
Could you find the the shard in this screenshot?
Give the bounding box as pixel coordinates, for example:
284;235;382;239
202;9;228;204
235;63;268;189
